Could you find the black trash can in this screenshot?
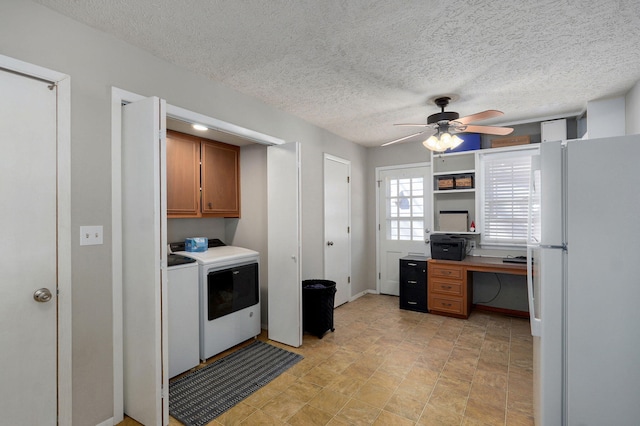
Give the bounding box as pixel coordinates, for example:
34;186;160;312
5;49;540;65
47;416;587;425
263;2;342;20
302;279;336;339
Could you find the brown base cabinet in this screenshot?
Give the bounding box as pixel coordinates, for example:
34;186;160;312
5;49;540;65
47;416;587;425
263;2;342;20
427;259;473;318
166;130;240;218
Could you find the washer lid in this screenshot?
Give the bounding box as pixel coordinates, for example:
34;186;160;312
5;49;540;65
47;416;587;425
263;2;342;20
174;245;259;265
167;253;197;267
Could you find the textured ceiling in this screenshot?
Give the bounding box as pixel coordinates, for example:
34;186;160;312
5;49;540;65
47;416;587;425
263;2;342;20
34;0;640;147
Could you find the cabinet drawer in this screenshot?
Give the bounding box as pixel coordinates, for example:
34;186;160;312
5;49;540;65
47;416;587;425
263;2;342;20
430;279;463;296
400;282;427;312
400;261;427;281
430;296;463;315
430;264;463;280
401;298;427;312
402;281;426;300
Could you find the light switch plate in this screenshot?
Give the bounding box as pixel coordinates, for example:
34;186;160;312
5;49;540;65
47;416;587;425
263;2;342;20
80;225;103;246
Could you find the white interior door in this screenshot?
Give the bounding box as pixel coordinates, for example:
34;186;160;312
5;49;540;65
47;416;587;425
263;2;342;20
377;165;431;295
0;68;57;425
267;142;302;347
324;154;351;307
122;96;168;426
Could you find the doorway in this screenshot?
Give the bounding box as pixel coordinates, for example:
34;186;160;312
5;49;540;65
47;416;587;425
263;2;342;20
0;55;71;424
376;164;431;295
111;87;293;423
324;154;351;307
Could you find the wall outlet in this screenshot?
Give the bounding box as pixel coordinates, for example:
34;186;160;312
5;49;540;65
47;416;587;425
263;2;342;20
80;225;103;246
469;240;476;250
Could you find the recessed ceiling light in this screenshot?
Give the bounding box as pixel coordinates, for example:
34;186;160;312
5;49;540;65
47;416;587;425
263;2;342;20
192;124;208;131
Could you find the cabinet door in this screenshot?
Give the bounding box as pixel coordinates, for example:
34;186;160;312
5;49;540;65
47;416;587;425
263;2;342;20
166;131;200;217
201;141;240;217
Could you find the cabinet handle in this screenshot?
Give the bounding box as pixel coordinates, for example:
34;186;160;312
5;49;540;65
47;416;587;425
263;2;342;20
408;263;417;267
442;271;451;275
441;285;452;290
408;280;417;284
208;202;212;209
408;301;418;305
442;302;452;307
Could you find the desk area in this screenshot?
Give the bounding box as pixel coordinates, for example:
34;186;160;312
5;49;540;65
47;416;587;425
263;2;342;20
427;257;527;319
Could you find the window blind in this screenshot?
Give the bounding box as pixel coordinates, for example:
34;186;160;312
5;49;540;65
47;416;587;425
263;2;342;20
479;150;535;246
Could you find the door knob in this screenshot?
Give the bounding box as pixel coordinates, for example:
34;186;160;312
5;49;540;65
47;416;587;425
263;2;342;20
33;288;53;303
327;241;334;246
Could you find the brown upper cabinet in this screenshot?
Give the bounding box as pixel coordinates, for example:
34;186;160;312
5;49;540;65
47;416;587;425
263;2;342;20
166;130;240;218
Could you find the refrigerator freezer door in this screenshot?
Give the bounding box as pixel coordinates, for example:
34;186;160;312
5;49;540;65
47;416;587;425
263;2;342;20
538;141;564;247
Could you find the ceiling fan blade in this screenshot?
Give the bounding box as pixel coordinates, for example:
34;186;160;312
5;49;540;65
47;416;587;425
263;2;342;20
393;123;431;127
463;125;514;136
456;110;504;125
382;128;435;146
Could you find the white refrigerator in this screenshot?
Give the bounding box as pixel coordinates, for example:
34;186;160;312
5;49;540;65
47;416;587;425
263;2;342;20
527;135;640;425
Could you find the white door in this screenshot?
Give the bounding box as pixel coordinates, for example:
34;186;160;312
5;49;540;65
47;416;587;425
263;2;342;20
267;142;302;347
0;68;57;425
377;165;431;295
122;97;168;426
324;154;351;307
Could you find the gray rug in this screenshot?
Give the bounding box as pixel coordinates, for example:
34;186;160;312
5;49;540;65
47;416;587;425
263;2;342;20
169;340;303;426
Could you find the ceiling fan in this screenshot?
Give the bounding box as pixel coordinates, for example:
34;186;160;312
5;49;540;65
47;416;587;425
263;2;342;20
382;96;514;148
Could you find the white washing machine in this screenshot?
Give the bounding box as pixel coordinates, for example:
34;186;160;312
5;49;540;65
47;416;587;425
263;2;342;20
171;240;260;361
167;254;199;378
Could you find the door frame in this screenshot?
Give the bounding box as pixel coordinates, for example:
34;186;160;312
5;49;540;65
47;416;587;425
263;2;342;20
375;162;431;295
0;55;72;425
111;87;285;422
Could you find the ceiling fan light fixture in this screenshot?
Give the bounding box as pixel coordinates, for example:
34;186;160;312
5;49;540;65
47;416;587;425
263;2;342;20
423;135;441;151
422;132;463;152
450;134;463;149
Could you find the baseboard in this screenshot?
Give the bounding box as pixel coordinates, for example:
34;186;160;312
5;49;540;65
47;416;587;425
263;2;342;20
473;304;529;318
349;289;379;302
96;417;114;426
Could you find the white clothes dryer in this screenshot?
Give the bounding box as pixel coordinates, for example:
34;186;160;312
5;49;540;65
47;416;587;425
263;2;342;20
171;239;260;361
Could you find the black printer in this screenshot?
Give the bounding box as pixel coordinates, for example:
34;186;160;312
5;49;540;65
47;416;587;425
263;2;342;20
430;234;467;261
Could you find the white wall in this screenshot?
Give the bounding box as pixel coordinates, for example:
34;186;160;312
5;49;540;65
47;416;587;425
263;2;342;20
226;144;269;326
626;80;640;135
0;1;366;423
167;218;226;242
587;96;626;139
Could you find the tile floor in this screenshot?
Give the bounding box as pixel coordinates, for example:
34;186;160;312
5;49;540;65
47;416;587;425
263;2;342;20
121;294;534;426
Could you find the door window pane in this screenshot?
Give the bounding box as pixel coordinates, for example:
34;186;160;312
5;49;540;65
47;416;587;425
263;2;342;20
386;177;425;241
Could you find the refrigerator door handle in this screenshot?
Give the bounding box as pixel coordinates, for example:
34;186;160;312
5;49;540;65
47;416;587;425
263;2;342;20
540;244;567;250
527;246;541;337
528;155;541;245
